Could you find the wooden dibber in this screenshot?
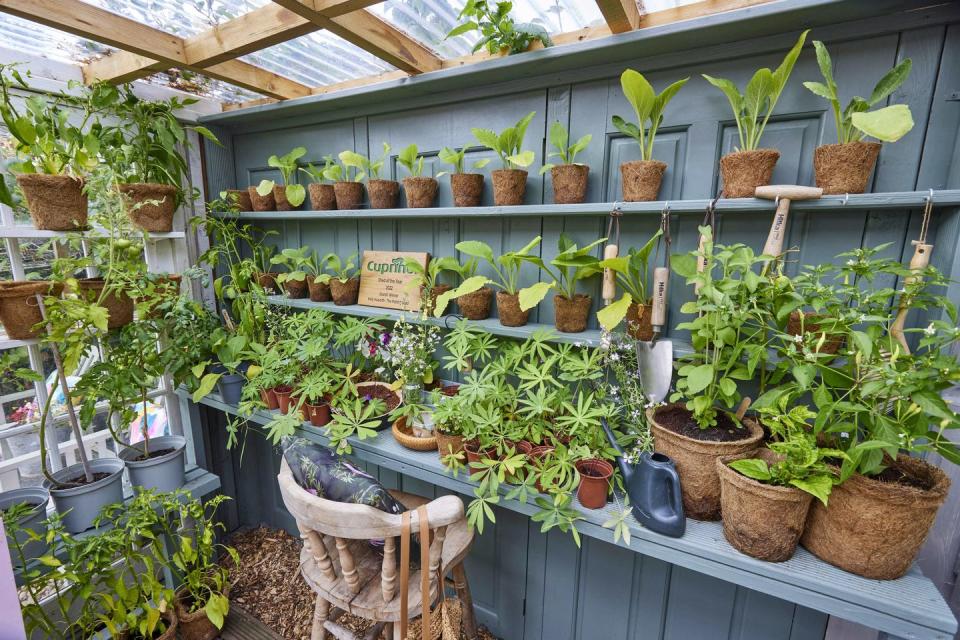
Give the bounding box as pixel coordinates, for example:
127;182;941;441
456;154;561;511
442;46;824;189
890;241;933;354
754;185;823;258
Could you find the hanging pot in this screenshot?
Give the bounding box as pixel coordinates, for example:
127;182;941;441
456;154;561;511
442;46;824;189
334;182;364;210
495;291;529;327
247;186;275;211
491;169;527;205
75;279;134;329
717;450;812;562
120;183;178;232
403;176;439;208
451;173;484;207
719;149;780;198
17;174;88;231
649;404;763;520
553;294;591;333
329;277;360;305
814;141;882;194
801;454;949;579
0;487;51;567
368;179;400;209
45;457;125;533
551;164;589;204
119;435;187;493
0;281;62;339
620;160;666;202
457;286;493;320
575;458;613;509
308;183;336;210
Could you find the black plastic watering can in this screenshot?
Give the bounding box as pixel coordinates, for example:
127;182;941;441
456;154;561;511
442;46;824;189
601;418;685;538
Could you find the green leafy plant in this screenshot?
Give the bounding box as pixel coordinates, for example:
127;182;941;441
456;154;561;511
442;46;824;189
539;121;592;174
611;70;688;161
325;150;368;182
301;154;337;184
271;246;313;286
531;493;584;547
729;399;843;505
322;252;359;283
804;41;914;143
446;0;552;55
597;229;663;330
368;142;390;180
192;332;249;401
433;236;542;315
437;145;491;175
327;396;385;454
702;30;808;151
398;143;427;177
255;146;307;207
471;111;537;169
518;233;606;309
441;320;499;372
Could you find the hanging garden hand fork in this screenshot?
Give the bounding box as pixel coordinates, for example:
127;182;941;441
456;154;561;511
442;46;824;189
890;191;935;354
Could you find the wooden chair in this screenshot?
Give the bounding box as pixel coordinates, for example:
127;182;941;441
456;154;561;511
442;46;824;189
277;459;478;640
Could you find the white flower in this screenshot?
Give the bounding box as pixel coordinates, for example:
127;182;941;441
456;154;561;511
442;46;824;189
610;353;620;362
846;259;856;266
793;334;803;344
840;431;849;438
924;323;936;336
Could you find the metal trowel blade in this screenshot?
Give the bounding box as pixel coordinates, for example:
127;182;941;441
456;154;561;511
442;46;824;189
635;338;673;404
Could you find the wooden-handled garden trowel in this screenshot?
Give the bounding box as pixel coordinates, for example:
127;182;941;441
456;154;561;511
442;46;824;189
890;195;936;354
636;208;674;404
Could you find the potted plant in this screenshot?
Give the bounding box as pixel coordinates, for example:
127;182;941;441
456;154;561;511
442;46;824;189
301;155;338;210
441;319;499;376
326;396;388;454
404;255;458;316
329;150;368;210
254;146;307;211
0;489;51;568
193;332;250;406
435;237;542;327
252;243;279;293
224;188;252;210
0;280;62;339
703;30;807;197
437;145;490;206
321;252;360;305
611;70;687;201
303;249;332;302
471;111;537;205
390;396;438;450
270;246;312;299
804;41;914;194
446;0;552;56
0;64;97;231
296;368;337;427
397;143;438;208
518;234;606;333
596;229;663;339
658;227;769;520
438;254;490;320
539;121;592;204
363;143;399;209
431;389;470;457
718;398;842;562
99;83;219;232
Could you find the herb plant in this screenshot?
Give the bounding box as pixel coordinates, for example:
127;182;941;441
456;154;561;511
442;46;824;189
702;30;808;151
612;70;688;161
539;121;591;174
804;41;914;144
255;146;307;207
446;0;552;55
471;111;537;170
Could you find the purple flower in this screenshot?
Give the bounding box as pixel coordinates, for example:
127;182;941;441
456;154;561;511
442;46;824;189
380;332;392;346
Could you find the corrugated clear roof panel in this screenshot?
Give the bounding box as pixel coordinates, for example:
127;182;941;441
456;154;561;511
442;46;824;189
372;0;606;58
84;0;272;38
240;32;397;88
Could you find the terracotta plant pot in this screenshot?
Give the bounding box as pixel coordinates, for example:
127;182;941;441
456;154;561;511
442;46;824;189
496;291;529;327
801;455;949;579
620;160;666;202
529;445;555;493
719;149;780;198
814;141;882;194
626;302;653;341
436;432;464;458
273;185;296;211
421;284;452;315
247;186;275;211
649;404;764;520
329;277;360;306
274;385;295;415
282;278;308;299
304;402;331;427
17;174;88;231
119;183;177;233
76;279;134;329
367;179;400;209
553;294;591;333
308;183;336;210
226;189;252;210
786;310;844;354
334;182;364;210
576;458;613;509
404;176;439;208
464;440;496;477
717;450;812;562
306;275;332;302
255;272;280;293
176;585;227;640
457;287;493;320
551;164;589;204
451;173;484;207
259;387;279;411
0;281;61;339
491;169;527;205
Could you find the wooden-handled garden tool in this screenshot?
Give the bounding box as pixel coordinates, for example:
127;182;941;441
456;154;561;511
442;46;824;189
636;206;674;404
890;193;935;354
754;185;823;266
695;191;721;295
602;205;621;307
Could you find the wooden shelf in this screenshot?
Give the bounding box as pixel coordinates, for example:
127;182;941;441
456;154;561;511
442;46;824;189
266;294;693;355
0;226;185;240
191;391;957;640
210;189;960;221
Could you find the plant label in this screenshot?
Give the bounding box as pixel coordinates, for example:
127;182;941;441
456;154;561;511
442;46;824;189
357;250;429;312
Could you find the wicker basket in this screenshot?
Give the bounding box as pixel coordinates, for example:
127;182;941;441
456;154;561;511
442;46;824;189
392;418;438;451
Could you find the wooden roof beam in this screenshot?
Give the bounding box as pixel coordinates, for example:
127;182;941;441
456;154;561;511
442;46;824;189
272;0;442;74
595;0;642;33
